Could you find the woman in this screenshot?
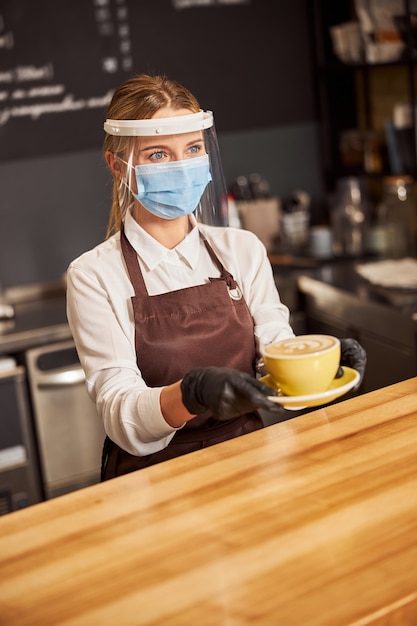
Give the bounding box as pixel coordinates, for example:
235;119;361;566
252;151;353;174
66;74;366;480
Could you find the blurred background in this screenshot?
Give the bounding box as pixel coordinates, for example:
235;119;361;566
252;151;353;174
3;0;417;512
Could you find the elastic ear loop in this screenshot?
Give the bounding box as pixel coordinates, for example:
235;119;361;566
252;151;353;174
114;155;136;212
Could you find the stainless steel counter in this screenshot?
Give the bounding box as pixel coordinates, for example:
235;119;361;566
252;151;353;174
272;255;417;318
271;255;417;393
0;294;70;355
0;282;101;511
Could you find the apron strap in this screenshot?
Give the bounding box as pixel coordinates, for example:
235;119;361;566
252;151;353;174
100;435;114;482
203;239;239;290
120;225;148;296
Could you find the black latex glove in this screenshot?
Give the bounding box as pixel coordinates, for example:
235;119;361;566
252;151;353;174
335;338;367;387
181;366;282;420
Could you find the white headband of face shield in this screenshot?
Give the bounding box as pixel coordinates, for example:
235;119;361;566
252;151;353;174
104;110;214;137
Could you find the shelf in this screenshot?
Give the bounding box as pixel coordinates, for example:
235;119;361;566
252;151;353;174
317;58;417;72
311;0;417;190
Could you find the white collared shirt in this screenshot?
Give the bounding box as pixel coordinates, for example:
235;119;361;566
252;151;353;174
66;211;294;456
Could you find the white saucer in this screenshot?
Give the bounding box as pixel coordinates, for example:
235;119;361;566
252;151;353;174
260;366;360;410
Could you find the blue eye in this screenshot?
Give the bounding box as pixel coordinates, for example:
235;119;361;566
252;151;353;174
151;151;164;160
189;145;201;154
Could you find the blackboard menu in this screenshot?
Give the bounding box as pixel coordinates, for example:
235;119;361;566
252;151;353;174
0;0;313;161
0;0;134;160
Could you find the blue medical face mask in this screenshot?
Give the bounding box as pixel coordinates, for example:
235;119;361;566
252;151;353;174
128;154;212;220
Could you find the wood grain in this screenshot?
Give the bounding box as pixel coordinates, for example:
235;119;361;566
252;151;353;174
1;378;417;625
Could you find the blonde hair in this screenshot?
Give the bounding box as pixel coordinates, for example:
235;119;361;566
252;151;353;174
104;74;200;237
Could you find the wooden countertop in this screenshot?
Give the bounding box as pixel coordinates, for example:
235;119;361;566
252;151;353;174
1;378;417;625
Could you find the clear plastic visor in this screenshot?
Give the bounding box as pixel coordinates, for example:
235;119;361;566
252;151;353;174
105;111;228;226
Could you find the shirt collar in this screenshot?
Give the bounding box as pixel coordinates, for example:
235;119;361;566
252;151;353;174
123;210;202;271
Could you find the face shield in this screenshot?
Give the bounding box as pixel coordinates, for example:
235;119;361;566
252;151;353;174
104;111;228;226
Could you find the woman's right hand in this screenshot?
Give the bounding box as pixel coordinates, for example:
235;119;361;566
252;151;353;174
180;366;282;420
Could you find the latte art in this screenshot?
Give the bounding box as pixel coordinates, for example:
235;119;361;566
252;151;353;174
265;335;337;357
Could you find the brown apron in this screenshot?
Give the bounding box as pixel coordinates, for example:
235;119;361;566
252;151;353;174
101;226;263;479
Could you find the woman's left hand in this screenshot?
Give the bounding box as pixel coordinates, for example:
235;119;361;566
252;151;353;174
336;338;367;387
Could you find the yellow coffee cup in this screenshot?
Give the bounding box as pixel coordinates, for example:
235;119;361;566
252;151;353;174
262;334;341;396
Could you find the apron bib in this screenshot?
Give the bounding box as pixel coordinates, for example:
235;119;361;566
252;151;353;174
102;226;263;479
